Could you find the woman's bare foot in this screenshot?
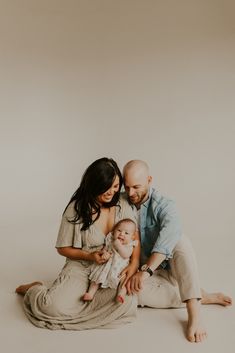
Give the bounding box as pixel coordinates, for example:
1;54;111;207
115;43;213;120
83;292;94;301
201;289;232;306
186;299;207;343
15;282;43;295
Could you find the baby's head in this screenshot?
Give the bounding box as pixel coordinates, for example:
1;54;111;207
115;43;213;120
112;218;136;245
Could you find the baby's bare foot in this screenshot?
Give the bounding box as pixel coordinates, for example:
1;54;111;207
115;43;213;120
83;293;94;301
116;295;125;304
15;282;42;295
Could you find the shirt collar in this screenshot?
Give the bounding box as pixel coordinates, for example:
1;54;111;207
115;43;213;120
141;187;153;208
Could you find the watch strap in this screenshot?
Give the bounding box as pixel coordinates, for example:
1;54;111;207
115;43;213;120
141;265;153;276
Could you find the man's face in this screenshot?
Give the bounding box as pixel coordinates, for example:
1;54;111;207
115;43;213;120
124;171;151;207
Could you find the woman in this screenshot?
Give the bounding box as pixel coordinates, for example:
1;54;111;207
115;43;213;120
15;157;140;330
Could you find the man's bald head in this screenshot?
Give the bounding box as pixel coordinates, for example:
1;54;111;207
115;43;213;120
123;160;152;208
123;160;150;179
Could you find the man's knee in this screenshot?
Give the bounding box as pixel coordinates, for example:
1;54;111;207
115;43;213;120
137;275;182;308
173;234;193;256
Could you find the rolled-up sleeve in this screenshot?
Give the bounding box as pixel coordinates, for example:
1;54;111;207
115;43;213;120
151;200;182;259
55;203;82;248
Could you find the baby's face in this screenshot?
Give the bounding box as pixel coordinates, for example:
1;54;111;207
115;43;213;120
113;222;135;244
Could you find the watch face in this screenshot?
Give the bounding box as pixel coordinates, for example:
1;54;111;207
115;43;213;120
141;264;148;271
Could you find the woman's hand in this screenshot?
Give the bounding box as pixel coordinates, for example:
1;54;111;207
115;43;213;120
91;250;109;264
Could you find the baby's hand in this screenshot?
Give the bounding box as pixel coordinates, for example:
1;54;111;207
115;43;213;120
113;238;122;248
101;249;111;261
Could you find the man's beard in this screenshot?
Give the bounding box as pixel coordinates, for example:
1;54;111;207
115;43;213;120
128;190;148;206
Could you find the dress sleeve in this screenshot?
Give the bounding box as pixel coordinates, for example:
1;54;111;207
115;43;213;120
55;202;82;248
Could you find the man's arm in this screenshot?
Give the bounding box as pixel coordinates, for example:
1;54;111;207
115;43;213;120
126;193;182;294
144;252;166;271
151;198;182;260
125;252;166;294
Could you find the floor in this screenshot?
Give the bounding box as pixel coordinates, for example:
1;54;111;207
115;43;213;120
1;225;234;353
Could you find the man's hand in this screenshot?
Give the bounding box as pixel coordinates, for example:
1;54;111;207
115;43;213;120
124;252;166;293
126;271;150;295
119;263;139;289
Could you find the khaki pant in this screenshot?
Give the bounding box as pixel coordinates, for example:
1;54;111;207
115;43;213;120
137;234;201;308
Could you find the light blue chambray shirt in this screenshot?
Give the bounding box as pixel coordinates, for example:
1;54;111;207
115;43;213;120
134;188;182;268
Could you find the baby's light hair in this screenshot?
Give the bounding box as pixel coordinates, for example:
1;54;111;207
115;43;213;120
112;218;136;233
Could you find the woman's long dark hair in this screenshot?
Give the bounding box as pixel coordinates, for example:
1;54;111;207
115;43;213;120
64;157;123;230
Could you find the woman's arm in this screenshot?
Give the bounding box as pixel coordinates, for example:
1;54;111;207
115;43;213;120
57;247;107;264
118;231;141;287
130;230;141;269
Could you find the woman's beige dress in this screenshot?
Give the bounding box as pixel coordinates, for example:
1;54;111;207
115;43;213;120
23;196;138;330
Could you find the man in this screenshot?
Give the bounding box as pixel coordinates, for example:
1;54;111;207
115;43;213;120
122;160;232;343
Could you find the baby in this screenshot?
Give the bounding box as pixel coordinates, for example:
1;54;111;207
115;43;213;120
83;218;138;303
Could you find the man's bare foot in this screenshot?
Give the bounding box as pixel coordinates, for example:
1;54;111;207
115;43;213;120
201;289;232;306
83;293;94;301
186;299;207;343
15;282;43;295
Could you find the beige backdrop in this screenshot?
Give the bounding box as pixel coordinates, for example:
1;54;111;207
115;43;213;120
0;1;234;352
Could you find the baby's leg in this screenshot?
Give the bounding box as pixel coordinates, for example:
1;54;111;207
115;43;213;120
83;281;99;301
116;285;127;304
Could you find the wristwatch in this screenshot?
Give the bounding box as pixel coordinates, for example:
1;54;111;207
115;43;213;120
140;264;154;276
